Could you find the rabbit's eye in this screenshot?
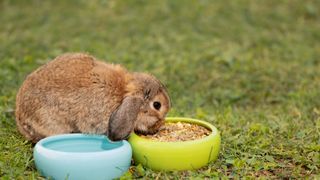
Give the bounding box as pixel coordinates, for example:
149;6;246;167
153;101;161;110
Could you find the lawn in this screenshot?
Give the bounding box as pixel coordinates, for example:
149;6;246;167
0;0;320;179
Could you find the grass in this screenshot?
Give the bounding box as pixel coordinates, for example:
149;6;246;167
0;0;320;179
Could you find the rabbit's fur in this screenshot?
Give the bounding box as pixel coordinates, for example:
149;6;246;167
15;53;171;142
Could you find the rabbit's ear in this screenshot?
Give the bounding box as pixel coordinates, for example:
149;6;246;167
107;96;143;141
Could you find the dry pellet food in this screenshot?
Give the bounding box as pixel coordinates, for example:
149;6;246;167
139;122;211;142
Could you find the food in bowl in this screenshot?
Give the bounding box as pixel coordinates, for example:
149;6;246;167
138;122;211;142
128;117;221;171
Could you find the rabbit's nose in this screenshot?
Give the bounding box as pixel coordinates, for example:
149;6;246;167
153;119;164;129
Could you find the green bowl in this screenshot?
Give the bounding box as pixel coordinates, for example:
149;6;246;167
128;117;221;171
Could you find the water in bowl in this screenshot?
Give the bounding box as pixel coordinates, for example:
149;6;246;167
42;135;122;152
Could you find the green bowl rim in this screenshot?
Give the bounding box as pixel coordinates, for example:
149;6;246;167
129;117;220;145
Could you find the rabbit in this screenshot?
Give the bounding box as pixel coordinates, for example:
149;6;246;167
15;53;171;143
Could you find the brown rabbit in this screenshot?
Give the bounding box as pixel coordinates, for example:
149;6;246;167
15;53;171;143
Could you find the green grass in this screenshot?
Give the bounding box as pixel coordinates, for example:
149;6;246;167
1;0;320;179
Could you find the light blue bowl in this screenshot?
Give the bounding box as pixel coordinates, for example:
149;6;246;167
33;134;132;180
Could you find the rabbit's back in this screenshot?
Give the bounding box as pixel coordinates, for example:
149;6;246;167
15;53;129;142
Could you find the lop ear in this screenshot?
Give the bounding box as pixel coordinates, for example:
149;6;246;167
107;96;143;141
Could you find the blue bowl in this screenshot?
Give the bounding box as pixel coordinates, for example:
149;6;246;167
33;134;132;180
